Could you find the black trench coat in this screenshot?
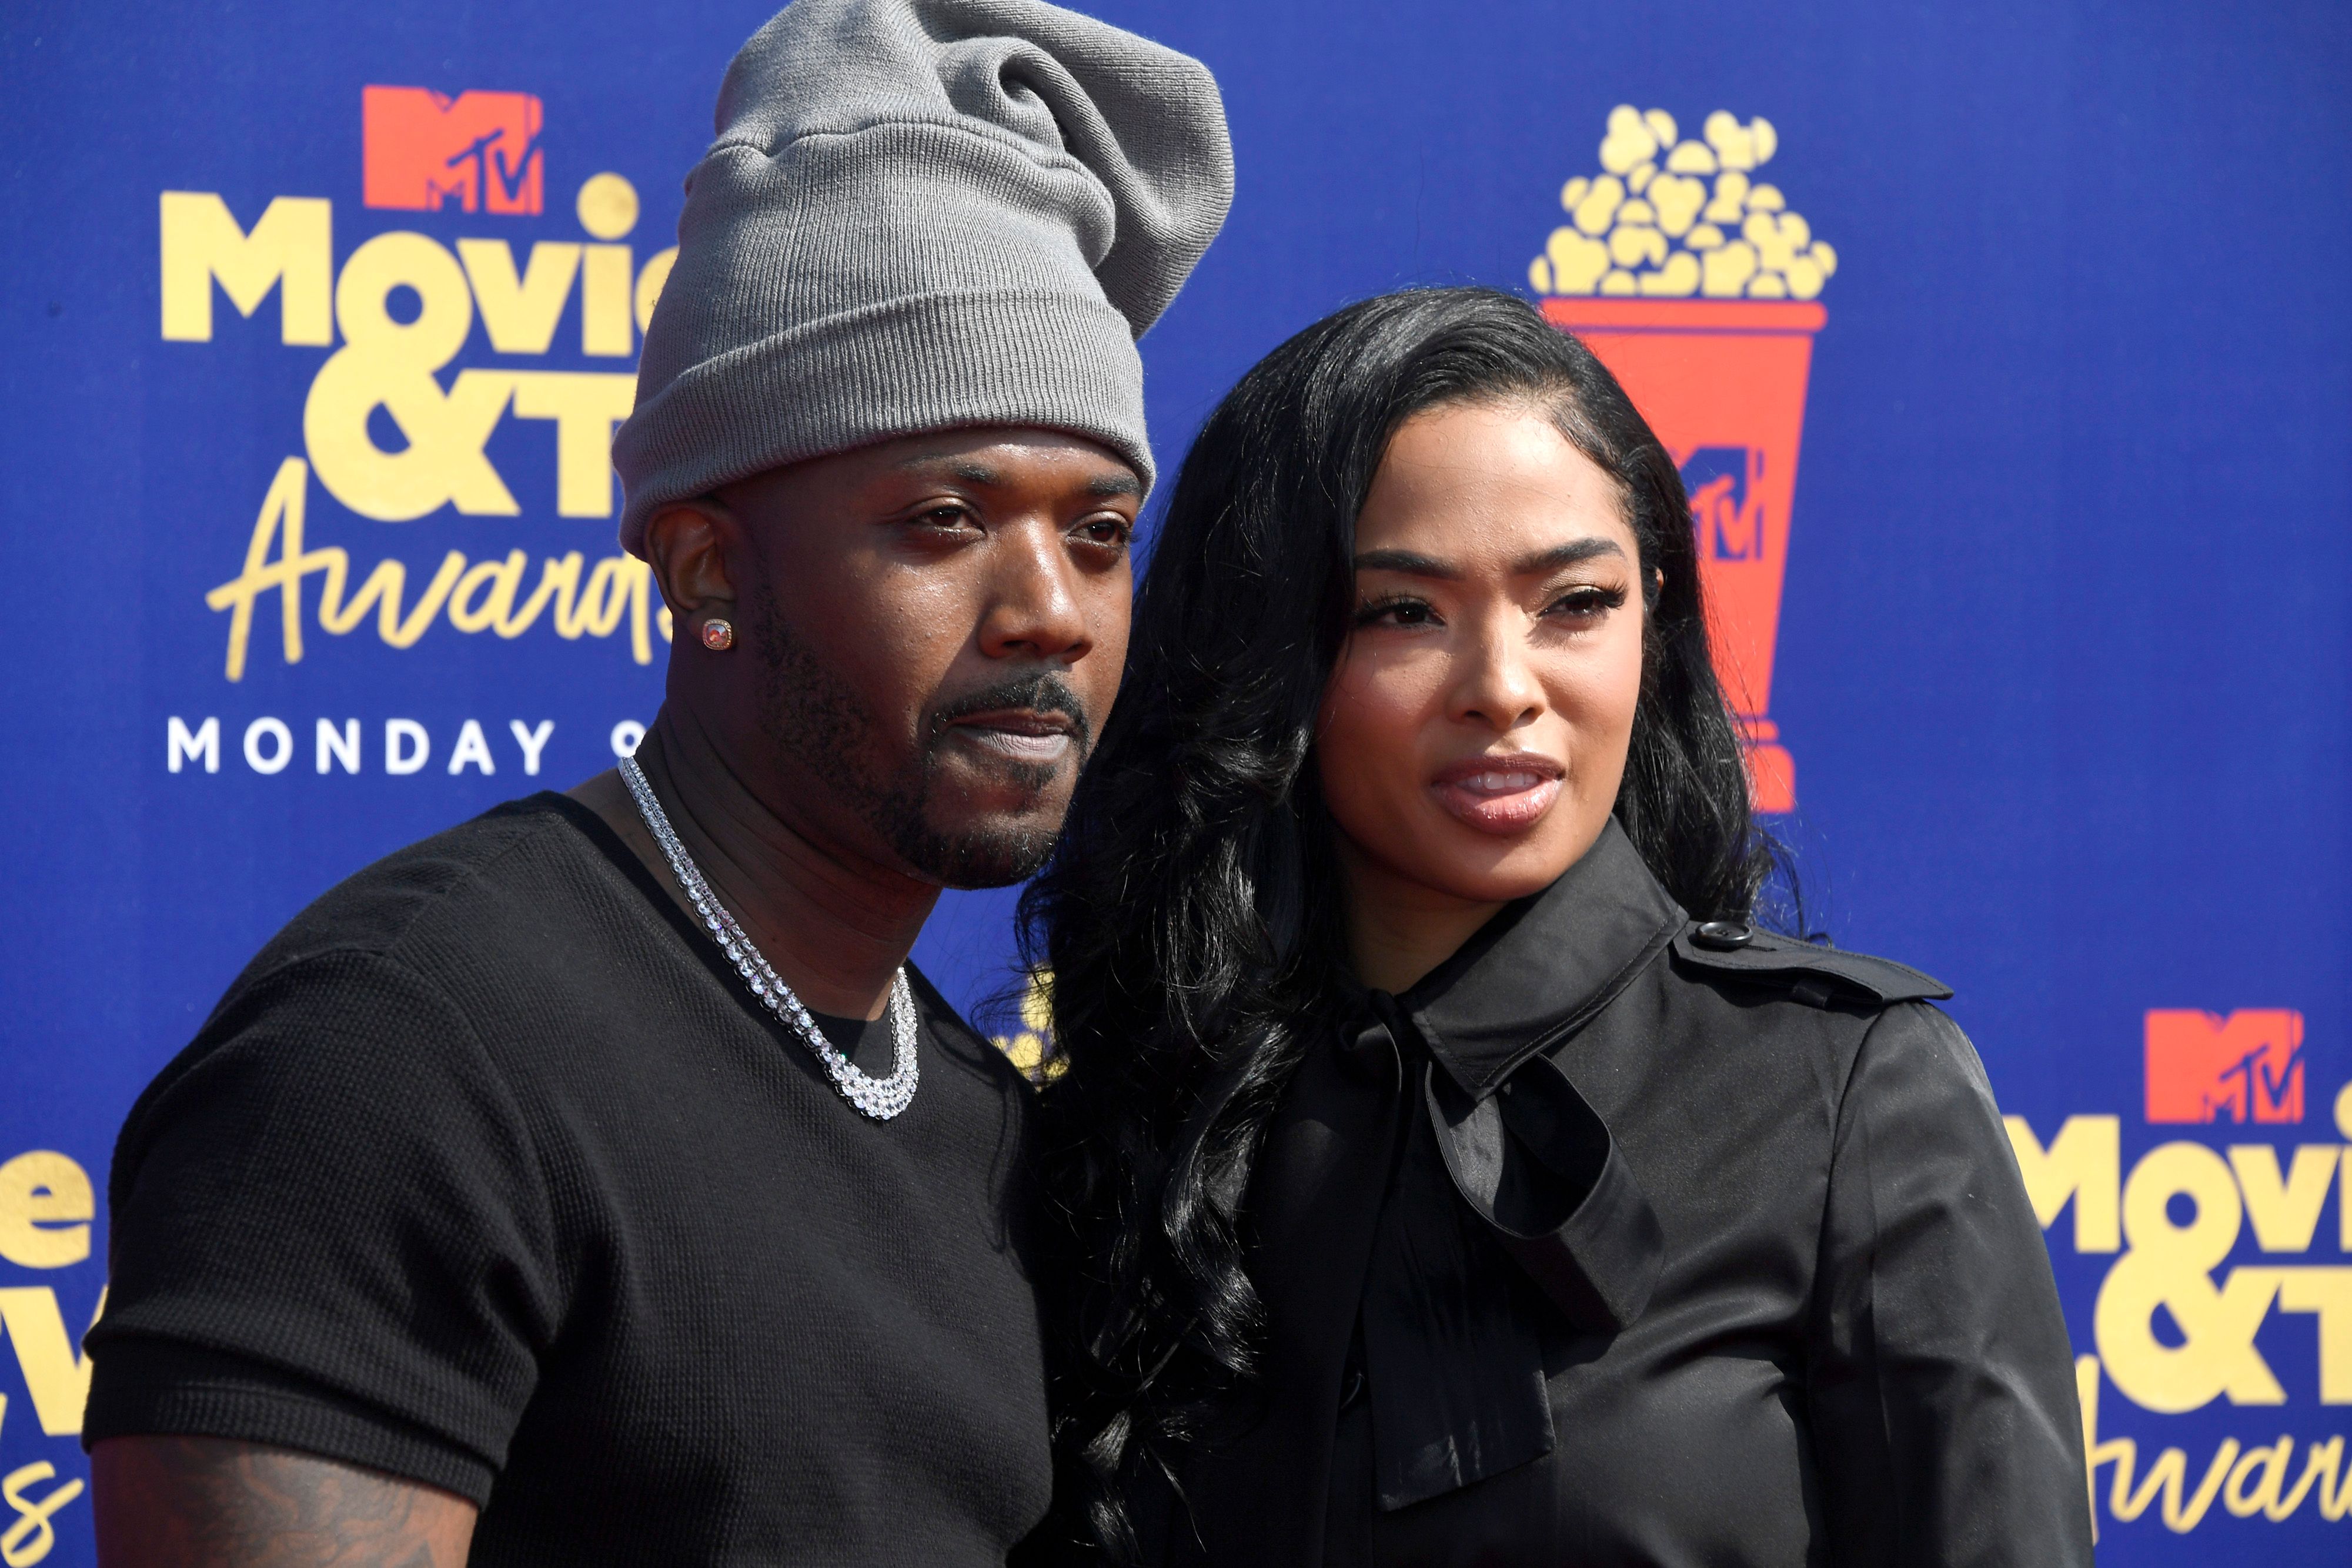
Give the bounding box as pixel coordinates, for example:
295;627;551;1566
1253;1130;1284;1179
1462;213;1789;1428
1152;820;2094;1567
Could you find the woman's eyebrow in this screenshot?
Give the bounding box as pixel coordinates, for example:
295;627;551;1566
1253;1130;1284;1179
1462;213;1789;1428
1511;537;1625;574
1353;548;1459;579
1353;539;1625;580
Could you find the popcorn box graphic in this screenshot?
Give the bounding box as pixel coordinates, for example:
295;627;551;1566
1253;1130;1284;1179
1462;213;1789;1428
1540;296;1820;813
1529;108;1837;813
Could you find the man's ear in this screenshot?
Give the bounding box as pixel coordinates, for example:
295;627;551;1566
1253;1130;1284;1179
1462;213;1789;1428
642;500;740;623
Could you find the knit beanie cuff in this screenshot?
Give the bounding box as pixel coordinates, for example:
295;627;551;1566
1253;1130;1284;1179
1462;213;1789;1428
616;285;1148;553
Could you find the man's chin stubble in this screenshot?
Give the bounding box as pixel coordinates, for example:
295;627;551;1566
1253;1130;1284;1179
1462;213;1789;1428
749;589;1079;887
896;770;1071;888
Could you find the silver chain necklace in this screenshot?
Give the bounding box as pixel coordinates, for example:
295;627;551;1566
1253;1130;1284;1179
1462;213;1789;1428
619;755;918;1121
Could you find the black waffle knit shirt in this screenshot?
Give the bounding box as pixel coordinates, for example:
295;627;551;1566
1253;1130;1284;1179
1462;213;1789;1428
85;794;1053;1565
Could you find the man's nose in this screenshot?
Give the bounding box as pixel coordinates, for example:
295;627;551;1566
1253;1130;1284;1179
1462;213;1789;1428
977;520;1093;663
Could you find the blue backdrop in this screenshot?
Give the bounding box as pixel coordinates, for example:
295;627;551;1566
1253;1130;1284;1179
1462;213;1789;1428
3;2;2347;1562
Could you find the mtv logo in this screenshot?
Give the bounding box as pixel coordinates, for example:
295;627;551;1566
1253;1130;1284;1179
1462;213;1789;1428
2144;1009;2305;1124
363;85;543;215
1681;446;1766;562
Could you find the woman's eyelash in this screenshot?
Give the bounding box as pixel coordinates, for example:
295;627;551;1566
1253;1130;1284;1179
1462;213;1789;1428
1354;595;1432;626
1352;585;1628;627
1549;584;1628;614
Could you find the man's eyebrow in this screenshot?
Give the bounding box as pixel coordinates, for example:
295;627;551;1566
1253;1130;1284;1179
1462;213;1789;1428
891;454;1004;486
886;457;1141;500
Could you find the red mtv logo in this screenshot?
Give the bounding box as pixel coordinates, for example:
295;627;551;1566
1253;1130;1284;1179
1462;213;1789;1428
2144;1009;2304;1124
363;85;543;215
1681;446;1767;562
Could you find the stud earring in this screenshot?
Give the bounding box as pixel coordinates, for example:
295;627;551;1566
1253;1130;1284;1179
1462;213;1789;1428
700;618;735;651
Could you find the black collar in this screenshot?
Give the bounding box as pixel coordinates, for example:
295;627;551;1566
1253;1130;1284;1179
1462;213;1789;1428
1392;817;1686;1101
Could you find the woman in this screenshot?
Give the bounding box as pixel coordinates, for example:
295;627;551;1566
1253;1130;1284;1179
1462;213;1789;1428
1023;288;2091;1565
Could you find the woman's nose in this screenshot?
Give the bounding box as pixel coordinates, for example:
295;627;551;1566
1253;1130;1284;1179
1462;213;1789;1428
1447;616;1545;730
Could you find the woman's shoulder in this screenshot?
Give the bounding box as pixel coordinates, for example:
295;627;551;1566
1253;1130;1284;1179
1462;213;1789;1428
1638;918;1969;1111
1661;919;1953;1012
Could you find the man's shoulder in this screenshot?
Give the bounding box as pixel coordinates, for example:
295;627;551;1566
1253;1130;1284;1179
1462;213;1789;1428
123;797;624;1175
169;794;628;1075
242;793;608;984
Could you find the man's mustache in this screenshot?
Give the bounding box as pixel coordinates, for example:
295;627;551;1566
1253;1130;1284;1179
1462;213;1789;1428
928;672;1093;755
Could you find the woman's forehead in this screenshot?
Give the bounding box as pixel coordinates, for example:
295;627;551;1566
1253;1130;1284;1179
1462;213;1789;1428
1358;406;1633;563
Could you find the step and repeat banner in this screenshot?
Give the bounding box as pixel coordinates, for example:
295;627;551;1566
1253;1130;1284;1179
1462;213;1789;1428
2;2;2346;1562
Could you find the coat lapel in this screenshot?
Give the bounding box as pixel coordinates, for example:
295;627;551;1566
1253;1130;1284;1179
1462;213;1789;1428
1405;817;1686;1098
1181;821;1690;1546
1355;819;1682;1510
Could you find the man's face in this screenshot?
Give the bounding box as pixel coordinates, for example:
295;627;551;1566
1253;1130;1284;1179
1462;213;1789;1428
672;428;1139;888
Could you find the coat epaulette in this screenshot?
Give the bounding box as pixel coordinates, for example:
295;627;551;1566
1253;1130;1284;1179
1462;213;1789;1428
1668;921;1952;1008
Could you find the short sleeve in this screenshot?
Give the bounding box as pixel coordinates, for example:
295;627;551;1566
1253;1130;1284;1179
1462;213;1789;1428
1806;1002;2094;1567
83;951;563;1504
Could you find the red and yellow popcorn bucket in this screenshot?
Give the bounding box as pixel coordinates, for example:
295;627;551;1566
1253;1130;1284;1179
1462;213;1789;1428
1541;297;1820;814
1529;106;1832;813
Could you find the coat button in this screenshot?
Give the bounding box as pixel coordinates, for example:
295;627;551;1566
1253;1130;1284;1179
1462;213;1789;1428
1693;920;1755;951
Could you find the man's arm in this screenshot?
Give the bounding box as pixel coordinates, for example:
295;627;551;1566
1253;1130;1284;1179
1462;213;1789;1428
93;1436;477;1568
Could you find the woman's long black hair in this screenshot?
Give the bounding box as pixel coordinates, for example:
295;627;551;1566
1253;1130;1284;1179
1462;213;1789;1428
1019;286;1776;1557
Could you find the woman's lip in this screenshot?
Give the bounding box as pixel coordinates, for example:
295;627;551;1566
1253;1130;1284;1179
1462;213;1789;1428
1429;755;1565;834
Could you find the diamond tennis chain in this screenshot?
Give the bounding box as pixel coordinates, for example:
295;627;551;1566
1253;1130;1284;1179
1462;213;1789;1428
619;755;918;1120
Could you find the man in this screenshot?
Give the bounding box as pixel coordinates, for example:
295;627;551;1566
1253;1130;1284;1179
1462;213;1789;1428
83;1;1231;1562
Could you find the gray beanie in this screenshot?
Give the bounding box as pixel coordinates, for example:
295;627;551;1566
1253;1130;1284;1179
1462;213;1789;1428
614;0;1234;553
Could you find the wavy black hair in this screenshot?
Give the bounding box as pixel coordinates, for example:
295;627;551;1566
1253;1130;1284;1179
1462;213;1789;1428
1019;286;1776;1557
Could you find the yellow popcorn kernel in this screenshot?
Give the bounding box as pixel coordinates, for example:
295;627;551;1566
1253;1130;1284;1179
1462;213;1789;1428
1700;239;1758;297
1542;108;1829;303
1705;170;1750;223
1665;140;1718;175
1572;175;1625;236
1704;112;1778;172
1639;253;1700;296
1599;106;1657;175
1646;173;1706;236
1546;226;1612;293
1743;212;1799;272
1704;111;1750;170
1609;225;1666;268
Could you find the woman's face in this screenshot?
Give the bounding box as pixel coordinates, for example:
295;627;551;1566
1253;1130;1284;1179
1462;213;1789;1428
1317;400;1647;911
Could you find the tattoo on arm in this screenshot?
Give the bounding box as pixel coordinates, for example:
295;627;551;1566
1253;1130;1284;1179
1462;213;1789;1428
92;1436;478;1568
